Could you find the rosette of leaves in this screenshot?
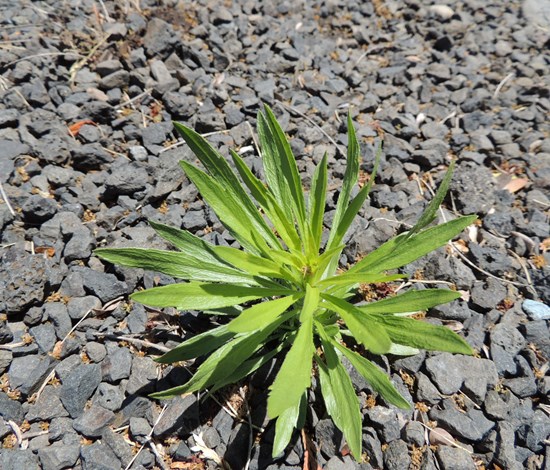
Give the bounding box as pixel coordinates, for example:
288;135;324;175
96;106;476;459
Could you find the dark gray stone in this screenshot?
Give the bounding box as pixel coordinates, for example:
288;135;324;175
402;420;425;446
130;416;152;443
73;267;127;303
365;406;402;443
93;382;125;411
26;385;68;422
21;195;58;223
43;302;72;339
153;395;199;437
125;356;158;395
8;354;54;396
143;18;176;57
0;449;40;470
64;228;94;262
80;442;121;470
105;162;149;195
424;353;498;402
490;323;527;375
494;421;523;470
86;342;107;362
37;444;80;470
429;399;494;442
102;427;134;467
0;391;24;422
315;418;342;458
101;347;133;382
73;403;115;437
67;295;101;320
0;350;12;374
435;446;476;470
383;439;410;470
516;410;550;452
71;143;113;170
59;363;102;418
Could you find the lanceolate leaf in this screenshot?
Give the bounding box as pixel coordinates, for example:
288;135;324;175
330;339;410;409
261;106;307;236
131;282;295;310
230;149;302;252
356;289;461;315
317;272;404;289
408;160;456;237
227;295;303;333
181;161;277;255
371;315;474;355
317;325;362;457
212;245;297;282
309;152;328;254
352;215;477;274
95;247;266;285
151;312;293;399
273;394;305;457
156;325;234;363
327;113;360;248
321;294;392;354
268;314;314;419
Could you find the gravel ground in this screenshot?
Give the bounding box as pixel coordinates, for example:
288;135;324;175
0;0;549;469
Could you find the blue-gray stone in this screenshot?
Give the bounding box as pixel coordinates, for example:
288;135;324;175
522;299;550;321
37;444;80;470
59;363;102;417
0;449;40;470
80;442;121;470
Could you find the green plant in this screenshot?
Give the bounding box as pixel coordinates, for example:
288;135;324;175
95;106;476;459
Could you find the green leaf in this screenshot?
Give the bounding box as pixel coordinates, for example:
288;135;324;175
260;106;307;235
300;284;320;322
317;272;405;289
330;339;410;409
156;325;234;363
131;282;295;310
371;315;474;355
352;215;477;274
316;325;362;457
227;295;303;333
230;149;302;252
272;393;304;457
211;245;297;282
148;220;224;265
268;314;314;419
321;294;392;354
327;113;360;248
356;289;461;315
174;122;280;250
95;247;266;285
308;152;328;254
408;160;455;237
180;161;275;255
151;311;293;399
210;333;293;393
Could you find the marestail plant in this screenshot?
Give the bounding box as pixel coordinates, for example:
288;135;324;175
96;106;476;459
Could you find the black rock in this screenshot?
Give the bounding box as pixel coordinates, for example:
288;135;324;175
59;363;102;418
105;161;150;195
365;406;402;443
43;302;72;339
516;409;550;452
315;418;342;458
494;421;523;470
71;143;113;171
125;356;158;395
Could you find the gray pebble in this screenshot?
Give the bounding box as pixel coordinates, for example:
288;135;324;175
522;299;550;321
73;403;115;438
59;363;102;418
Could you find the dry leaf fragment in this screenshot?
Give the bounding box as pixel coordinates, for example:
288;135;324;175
429;427;455;446
503;177;528;193
68;120;97;137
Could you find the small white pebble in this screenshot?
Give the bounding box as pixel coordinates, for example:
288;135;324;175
429;5;455;20
522;300;550;321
